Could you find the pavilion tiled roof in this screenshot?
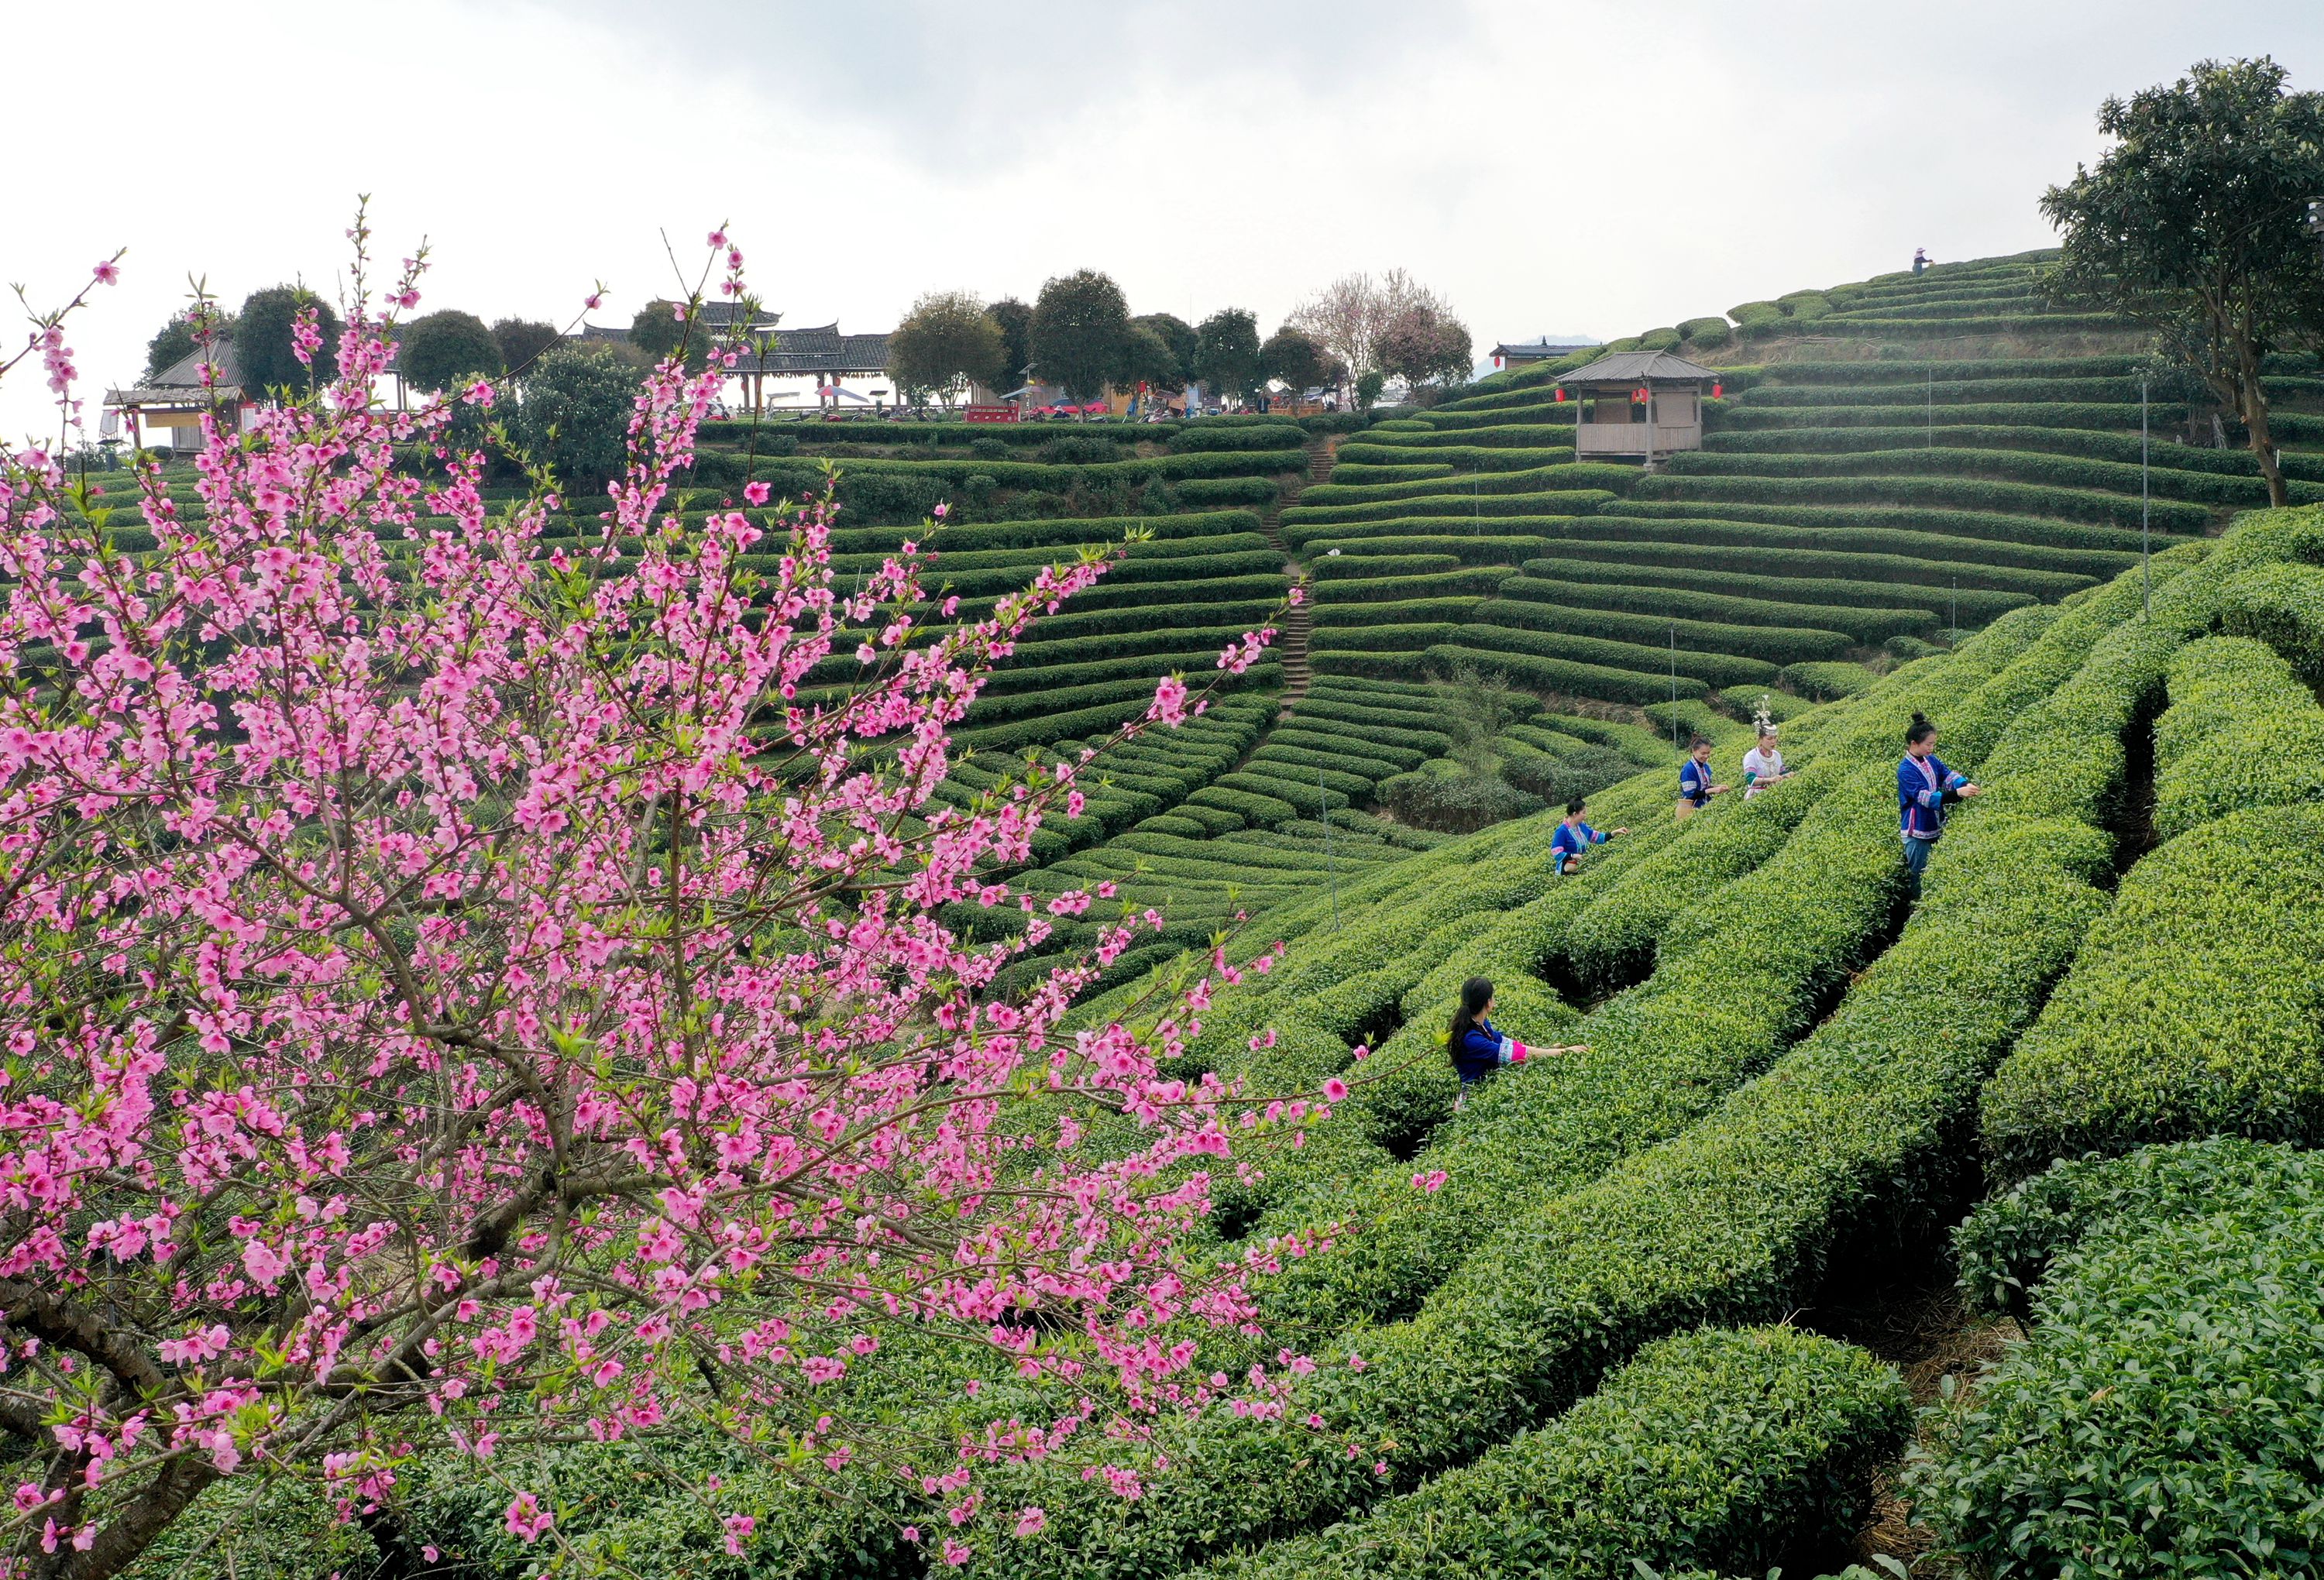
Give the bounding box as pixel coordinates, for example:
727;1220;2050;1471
1553;349;1721;386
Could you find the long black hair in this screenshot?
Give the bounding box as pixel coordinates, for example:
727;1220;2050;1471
1906;710;1937;748
1447;976;1494;1061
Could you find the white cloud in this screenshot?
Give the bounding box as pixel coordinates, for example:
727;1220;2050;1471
6;0;2322;441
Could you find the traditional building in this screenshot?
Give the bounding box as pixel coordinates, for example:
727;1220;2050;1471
1553;349;1724;465
1490;338;1598;370
727;323;895;412
102;342;249;453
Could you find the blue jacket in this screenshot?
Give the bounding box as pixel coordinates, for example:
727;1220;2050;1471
1551;820;1606;864
1899;752;1968;840
1679;757;1715;806
1452;1018;1521;1084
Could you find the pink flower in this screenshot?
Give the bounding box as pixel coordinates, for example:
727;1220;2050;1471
1012;1507;1047;1537
1411;1170;1447;1194
744;480;771;506
504;1492;552;1544
944;1537;972;1566
91;261;119;287
902;1527;921;1543
1322;1077;1349;1102
722;1513;755;1555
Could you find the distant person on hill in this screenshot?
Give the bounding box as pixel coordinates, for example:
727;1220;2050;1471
1741;726;1792;799
1899;710;1980;894
1676;737;1730;820
1913;246;1930;275
1551;799;1628;874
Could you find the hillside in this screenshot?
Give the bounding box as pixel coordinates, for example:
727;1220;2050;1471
81;254;2324;1578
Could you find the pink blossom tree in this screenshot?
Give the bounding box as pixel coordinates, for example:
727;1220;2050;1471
0;220;1291;1578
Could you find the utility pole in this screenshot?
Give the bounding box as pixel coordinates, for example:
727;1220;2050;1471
1926;368;1934;449
2141;374;2152;618
1319;766;1339;930
1669;624;1679;750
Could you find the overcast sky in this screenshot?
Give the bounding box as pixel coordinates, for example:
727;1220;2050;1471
8;1;2324;442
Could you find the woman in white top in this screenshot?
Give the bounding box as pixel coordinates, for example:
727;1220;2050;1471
1741;726;1789;799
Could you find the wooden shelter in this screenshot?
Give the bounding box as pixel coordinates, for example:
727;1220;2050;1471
1554;349;1723;465
102;342;246;453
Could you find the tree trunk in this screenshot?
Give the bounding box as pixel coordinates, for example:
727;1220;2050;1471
58;1458;218;1580
2236;328;2290;508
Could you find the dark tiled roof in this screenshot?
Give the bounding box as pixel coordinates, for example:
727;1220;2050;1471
1554;349;1721;386
106;341;243;404
731;322;892;376
1493;339;1596;359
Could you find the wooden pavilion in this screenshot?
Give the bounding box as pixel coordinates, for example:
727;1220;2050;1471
102;342;246;453
1553;349;1723;466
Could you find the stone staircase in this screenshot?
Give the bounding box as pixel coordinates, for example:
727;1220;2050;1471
1257;437;1339;709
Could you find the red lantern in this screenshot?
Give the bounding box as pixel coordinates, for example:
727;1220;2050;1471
1634;386;1649;404
1711;380;1724;398
1552;386;1566;402
1494;356;1504;368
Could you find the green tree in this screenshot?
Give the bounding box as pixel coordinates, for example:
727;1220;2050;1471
491;318;562;377
1192;308;1263;403
517;345;638;491
2042;56;2324;507
1130;312;1196;386
144;312;199;380
887;290;1007;406
1260;326;1326;399
628;301;710;373
235;286;343;398
985;297;1033;390
1355;369;1387;412
1113;324;1181;396
397;310;503;393
1030;270;1130;407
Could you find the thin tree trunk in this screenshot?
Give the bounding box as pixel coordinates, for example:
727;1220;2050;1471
2235;322;2289;507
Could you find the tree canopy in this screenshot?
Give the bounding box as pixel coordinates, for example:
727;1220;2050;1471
517;344;638;489
1131;312;1197;388
143;311;205;380
887;290;1007;404
1192;308;1264;401
234;286;342;398
2042;56;2324;506
490;318;562;377
1260;326;1328;397
1114;323;1181;395
1030;270;1131;403
1378;302;1474;393
628;301;710;373
396;309;503;393
985;297;1033;390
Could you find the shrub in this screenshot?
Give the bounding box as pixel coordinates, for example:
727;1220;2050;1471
1679;314;1734;348
1914;1142;2324;1578
516;344;640;491
1501;572;1934;644
1978;803;2324;1179
1377;761;1543;832
1630;471;2216;534
1446;621;1780;688
2150;635;2324;836
1782;661;1877;699
1194;1329;1908;1580
1422;643;1710;706
1482;595;1853;666
2219;558;2324;682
